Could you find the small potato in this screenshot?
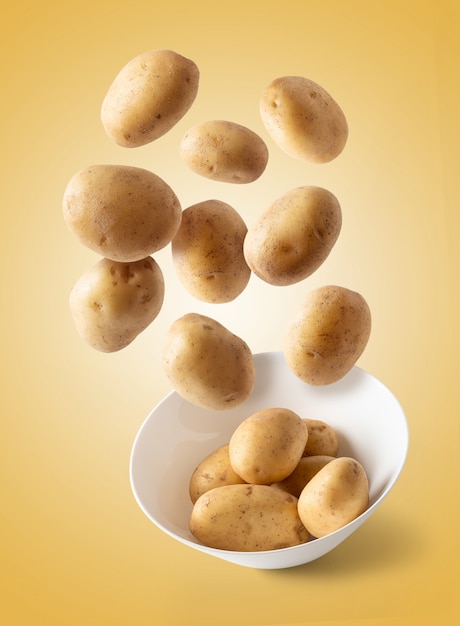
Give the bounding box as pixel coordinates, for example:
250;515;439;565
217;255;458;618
243;186;341;286
284;285;372;385
162;313;255;410
302;418;339;457
180;120;269;183
260;75;348;163
229;408;308;484
297;457;369;538
172;199;251;303
272;455;335;498
190;484;310;551
63;164;182;262
69;256;164;352
101;49;199;148
189;444;246;504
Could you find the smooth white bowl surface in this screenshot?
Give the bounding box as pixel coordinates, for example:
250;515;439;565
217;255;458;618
130;351;408;569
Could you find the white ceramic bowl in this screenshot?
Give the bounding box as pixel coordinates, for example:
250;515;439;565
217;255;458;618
130;351;408;569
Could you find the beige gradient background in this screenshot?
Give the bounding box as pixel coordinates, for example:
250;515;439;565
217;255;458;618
1;1;458;624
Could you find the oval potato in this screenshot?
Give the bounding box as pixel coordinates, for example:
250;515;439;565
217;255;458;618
260;75;348;163
190;484;310;551
69;256;164;352
272;455;335;498
189;444;246;504
297;456;369;538
162;313;255;410
303;418;339;457
62;164;182;262
284;285;371;385
101;49;199;147
229;408;308;484
180;120;268;183
243;186;342;286
172;199;251;303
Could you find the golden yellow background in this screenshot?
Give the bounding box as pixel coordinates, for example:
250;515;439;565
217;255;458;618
1;0;458;624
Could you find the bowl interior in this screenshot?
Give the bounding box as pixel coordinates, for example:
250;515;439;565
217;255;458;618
130;352;408;567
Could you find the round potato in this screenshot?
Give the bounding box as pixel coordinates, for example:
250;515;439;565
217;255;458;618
302;418;339;457
69;256;164;352
272;455;335;498
284;285;372;385
180;120;269;183
260;75;348;163
229;408;308;484
172;199;251;303
189;444;246;504
62;164;182;262
297;456;369;538
190;484;310;551
101;49;199;147
162;313;255;410
243;186;342;286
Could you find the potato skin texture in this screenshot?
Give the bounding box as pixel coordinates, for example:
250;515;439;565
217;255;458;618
62;164;182;262
180;120;269;183
302;418;339;457
260;75;348;163
284;285;371;385
297;457;369;538
69;256;164;352
101;49;199;147
162;313;255;410
189;444;246;504
189;484;310;551
243;186;341;286
172;199;251;303
229;408;308;484
272;455;335;498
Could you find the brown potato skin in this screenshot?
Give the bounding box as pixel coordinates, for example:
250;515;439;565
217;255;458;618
189;444;246;504
172;199;251;303
69;256;164;352
271;455;335;498
162;313;255;410
284;285;371;385
243;186;342;286
101;49;199;147
302;418;339;457
62;164;182;262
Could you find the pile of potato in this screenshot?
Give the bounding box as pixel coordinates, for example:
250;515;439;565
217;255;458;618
62;49;373;546
189;408;369;551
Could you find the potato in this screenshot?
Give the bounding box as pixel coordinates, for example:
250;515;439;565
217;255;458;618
302;418;339;457
260;75;348;163
180;120;268;183
171;199;250;303
62;164;182;262
243;186;341;286
190;484;310;551
297;457;369;538
284;285;371;385
272;455;335;498
69;256;164;352
189;444;246;504
162;313;255;410
101;49;199;148
229;408;308;484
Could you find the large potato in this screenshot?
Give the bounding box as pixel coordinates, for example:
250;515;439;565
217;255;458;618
272;455;335;498
62;164;182;262
243;186;341;286
260;75;348;163
101;49;199;147
189;444;246;504
297;457;369;538
180;120;268;183
284;285;371;385
189;484;310;551
302;418;339;457
162;313;255;410
69;256;164;352
229;408;308;484
172;199;250;303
